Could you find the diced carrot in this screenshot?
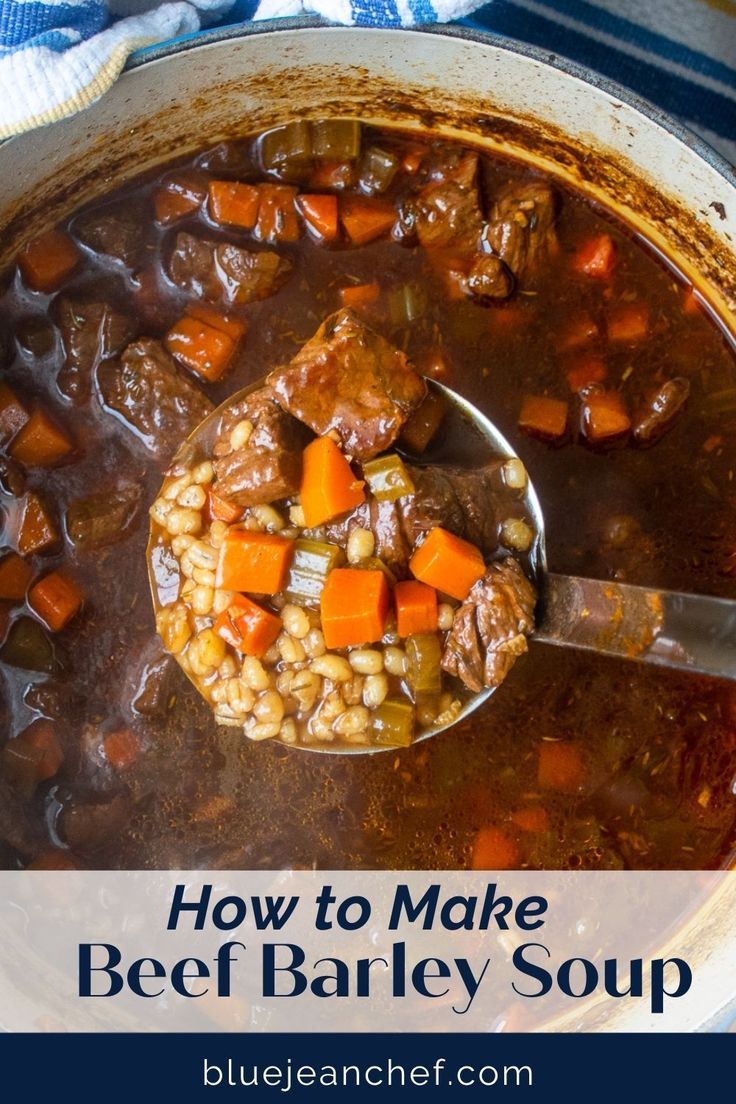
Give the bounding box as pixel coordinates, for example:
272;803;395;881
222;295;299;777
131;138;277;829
20;719;63;781
10;408;73;467
607;302;649;342
321;567;390;649
556;314;599;351
215;530;295;595
0;552;33;600
471;826;519;870
339;283;380;310
186;302;247;343
296;194;339;241
28;570;83;631
511;806;550;833
518;395;568;441
207;488;244;524
402;146;426;175
300;436;365;528
395;579;439;637
104;728;139;771
214;595;282;658
425;247;471;302
340;196;396;245
208;180;261;229
566;356;607;393
165;316;236;382
18;229;80;293
153;172;207;224
255;184;300;242
17;493;57;555
682;287;704;316
573;233;616;278
581;390;631;443
537;740;584;792
309;160;356;191
703;434;723;454
0;382;30;444
409;527;485;602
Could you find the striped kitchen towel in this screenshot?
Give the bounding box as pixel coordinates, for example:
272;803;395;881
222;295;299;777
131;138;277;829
0;0;734;159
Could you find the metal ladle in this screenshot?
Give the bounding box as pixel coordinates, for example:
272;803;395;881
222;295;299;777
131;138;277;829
149;379;736;753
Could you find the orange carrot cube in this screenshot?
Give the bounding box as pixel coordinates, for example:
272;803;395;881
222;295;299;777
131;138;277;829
154;173;207;224
395;580;438;637
518;395;568;442
216;530;295;595
18;230;80;293
607;303;649;342
255;185;300;242
340;196;396;244
214;596;282;658
300;437;365;528
471;826;519;870
573;233;616;278
208;180;261;229
581;390;631;443
321;567;390;649
537;741;585;792
17;493;58;555
296;194;339;241
28;570;83;631
165;316;237;382
10;408;73;466
566;356;607;393
409;527;485;602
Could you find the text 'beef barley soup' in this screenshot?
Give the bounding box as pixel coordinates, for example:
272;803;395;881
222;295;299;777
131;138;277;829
1;120;735;870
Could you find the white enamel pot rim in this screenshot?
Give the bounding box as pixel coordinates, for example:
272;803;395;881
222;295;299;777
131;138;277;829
0;20;735;1033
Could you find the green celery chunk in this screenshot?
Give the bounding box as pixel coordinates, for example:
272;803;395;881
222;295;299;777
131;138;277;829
362;453;415;503
0;616;55;673
359;556;397;587
285;538;345;607
405;632;442;696
399;388;447;455
359;146;400;194
260;121;313;171
312;119;362;161
388;282;427;326
372;697;415;747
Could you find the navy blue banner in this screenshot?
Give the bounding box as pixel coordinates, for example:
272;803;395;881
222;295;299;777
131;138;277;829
1;1031;733;1101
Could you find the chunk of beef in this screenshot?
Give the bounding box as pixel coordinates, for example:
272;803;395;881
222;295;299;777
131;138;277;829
484;180;557;286
74;202;146;267
167;232;293;304
56;298;136;402
414;152;484;252
212;386;310;507
267;310;426;461
441;558;536;692
633;378;690;445
465;254;514;301
97;338;213;459
131;642;178;717
66;483;141;547
326;464;501;578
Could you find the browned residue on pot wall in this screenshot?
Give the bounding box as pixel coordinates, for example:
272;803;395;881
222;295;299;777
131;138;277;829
0;64;734;317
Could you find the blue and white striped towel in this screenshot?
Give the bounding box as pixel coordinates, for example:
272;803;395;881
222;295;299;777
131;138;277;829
0;0;734;160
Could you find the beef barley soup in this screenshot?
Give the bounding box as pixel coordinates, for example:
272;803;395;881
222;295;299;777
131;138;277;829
1;120;735;871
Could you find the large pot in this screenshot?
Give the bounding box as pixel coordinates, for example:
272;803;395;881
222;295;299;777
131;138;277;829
0;18;734;1032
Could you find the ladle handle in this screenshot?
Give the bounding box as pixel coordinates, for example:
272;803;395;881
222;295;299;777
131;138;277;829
535;573;736;681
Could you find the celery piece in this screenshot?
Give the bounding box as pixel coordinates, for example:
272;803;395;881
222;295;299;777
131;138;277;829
363;453;416;503
359;146;400;194
405;632;442;696
359;556;397;587
260;121;313;172
388;282;427;326
372;697;415;747
284;538;344;607
312;119;362;161
399;388;447;455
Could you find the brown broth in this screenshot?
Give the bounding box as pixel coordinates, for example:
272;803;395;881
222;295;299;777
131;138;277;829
1;126;735;870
